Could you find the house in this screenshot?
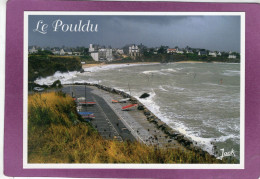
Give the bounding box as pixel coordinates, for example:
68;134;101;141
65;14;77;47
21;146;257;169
59;49;66;55
186;49;193;54
116;49;124;55
29;46;38;54
217;52;222;56
228;54;236;59
63;49;73;55
129;44;139;56
176;48;184;54
198;51;207;56
209;52;217;57
52;48;60;55
167;48;177;54
73;52;81;56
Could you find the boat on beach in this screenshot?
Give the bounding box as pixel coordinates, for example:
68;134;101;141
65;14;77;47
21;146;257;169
112;98;130;103
78;111;95;119
78;101;96;106
122;104;138;111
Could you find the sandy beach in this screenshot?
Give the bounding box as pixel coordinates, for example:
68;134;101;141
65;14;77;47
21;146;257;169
82;61;206;69
82;62;160;69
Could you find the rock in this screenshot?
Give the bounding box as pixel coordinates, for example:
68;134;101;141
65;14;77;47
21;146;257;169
144;111;150;116
137;105;144;110
139;93;150;99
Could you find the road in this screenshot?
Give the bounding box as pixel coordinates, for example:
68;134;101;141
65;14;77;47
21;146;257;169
62;85;136;142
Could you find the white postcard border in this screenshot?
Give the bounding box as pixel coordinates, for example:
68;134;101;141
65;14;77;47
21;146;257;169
23;11;245;169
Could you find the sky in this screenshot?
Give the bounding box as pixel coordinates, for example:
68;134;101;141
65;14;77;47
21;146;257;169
29;15;241;52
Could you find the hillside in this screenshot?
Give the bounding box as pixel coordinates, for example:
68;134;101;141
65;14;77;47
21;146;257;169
28;92;235;164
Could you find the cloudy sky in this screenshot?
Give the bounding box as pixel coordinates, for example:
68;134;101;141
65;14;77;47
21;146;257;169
29;15;241;52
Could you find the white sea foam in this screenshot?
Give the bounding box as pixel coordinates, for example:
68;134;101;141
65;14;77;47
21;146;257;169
142;70;166;75
34;71;79;85
159;85;168;92
84;63;159;73
223;70;240;76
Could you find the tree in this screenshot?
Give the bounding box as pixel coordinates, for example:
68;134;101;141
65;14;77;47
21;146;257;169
158;46;168;54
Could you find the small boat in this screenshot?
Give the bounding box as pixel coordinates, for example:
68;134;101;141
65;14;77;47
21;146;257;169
79;101;96;106
122;104;138;111
112;98;130;103
78;111;95;119
77;97;86;101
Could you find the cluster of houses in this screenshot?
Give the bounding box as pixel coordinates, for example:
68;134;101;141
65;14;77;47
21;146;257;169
29;44;238;61
167;47;237;59
28;46;81;56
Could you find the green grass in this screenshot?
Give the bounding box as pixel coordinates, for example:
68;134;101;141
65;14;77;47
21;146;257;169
28;92;236;164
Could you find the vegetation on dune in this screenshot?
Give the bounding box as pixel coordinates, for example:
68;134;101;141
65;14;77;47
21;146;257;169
28;92;235;164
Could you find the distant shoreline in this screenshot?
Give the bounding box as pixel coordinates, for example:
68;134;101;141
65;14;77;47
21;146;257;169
82;62;160;69
82;61;209;69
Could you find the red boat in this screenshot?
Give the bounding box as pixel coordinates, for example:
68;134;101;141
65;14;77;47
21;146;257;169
122;104;138;111
79;101;96;106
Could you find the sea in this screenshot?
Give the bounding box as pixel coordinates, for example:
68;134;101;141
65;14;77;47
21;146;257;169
35;62;241;160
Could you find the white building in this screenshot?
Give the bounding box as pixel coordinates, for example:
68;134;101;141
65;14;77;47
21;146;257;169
176;48;184;54
105;49;113;61
89;44;95;52
29;46;38;54
98;48;113;61
228;54;236;59
186;49;193;54
167;48;177;53
73;52;80;56
217;52;222;56
91;52;99;61
59;49;65;55
116;49;124;54
209;52;217;57
129;45;139;56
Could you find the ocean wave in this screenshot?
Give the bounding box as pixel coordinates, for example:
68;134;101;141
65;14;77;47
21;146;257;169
84;63;159;73
223;70;240;76
142;70;167;75
158;85;168;92
34;71;79;85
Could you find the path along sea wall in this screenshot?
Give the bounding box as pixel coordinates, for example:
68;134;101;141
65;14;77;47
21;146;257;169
73;82;216;158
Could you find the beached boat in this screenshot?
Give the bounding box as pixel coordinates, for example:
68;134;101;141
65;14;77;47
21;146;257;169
122;104;138;111
77;97;86;101
78;111;95;119
112;98;130;103
78;101;96;106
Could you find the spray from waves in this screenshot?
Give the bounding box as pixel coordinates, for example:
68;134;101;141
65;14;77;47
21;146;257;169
159;85;168;92
84;63;159;73
223;70;240;76
161;68;177;73
142;70;167;75
34;71;79;85
132;88;222;156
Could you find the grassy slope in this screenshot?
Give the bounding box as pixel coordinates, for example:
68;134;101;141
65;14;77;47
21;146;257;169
28;92;232;164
